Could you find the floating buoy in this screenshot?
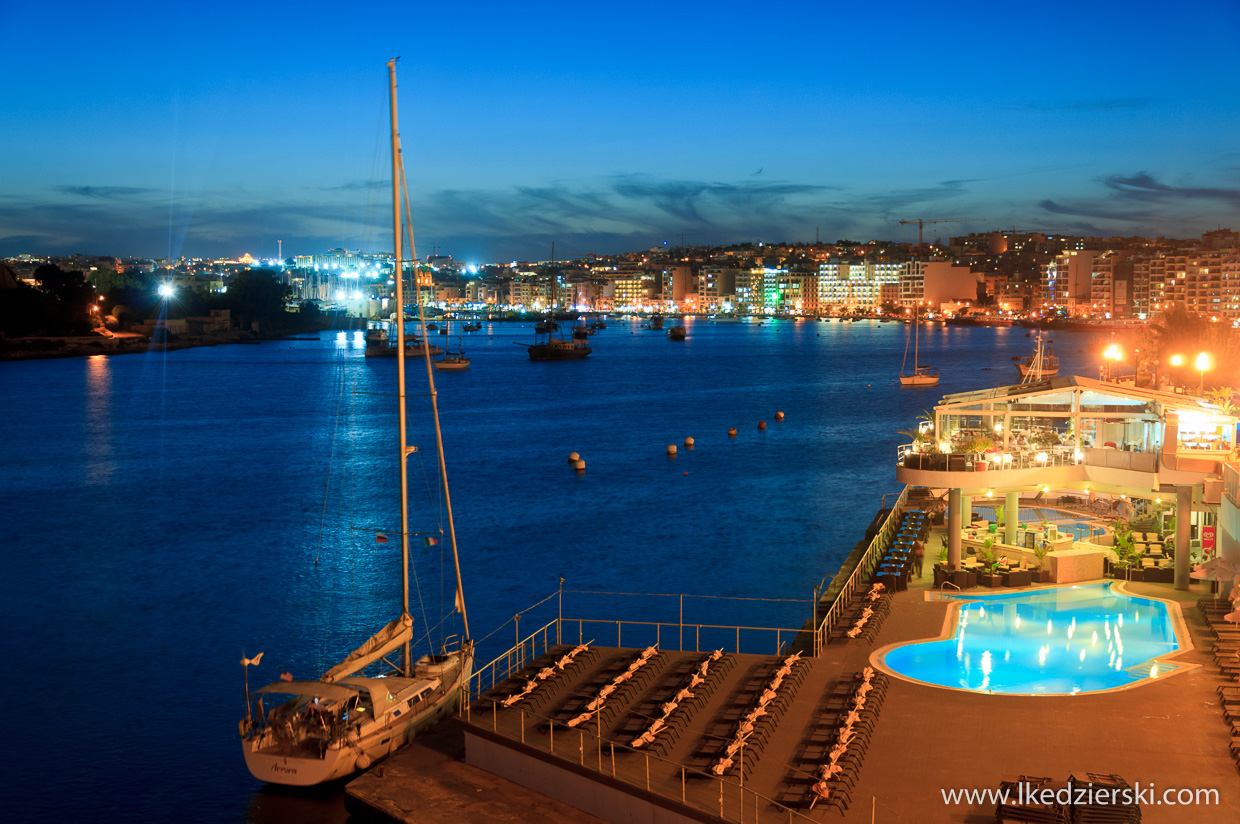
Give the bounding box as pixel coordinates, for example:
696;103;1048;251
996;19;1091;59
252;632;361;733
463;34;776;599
684;437;694;449
667;444;677;456
758;421;766;430
728;428;737;438
568;451;580;463
573;459;586;472
774;411;784;421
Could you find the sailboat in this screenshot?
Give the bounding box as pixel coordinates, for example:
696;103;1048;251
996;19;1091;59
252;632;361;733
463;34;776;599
899;303;939;386
1016;331;1058;381
517;247;591;360
435;319;470;371
239;60;474;787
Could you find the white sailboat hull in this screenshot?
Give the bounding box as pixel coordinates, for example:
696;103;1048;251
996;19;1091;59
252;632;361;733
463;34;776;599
899;372;940;386
243;649;473;786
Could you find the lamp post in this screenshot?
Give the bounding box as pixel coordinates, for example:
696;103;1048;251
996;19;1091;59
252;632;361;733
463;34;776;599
1170;354;1183;393
1196;352;1211;394
1103;343;1123;382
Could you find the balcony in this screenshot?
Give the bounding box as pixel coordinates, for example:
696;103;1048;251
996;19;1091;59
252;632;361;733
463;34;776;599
895;444;1164;491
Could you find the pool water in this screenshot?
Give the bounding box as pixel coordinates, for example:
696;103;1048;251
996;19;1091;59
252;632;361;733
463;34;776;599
880;583;1181;694
971;505;1101;541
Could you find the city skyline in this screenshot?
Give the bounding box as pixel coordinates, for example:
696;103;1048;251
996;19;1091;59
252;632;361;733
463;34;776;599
2;1;1237;263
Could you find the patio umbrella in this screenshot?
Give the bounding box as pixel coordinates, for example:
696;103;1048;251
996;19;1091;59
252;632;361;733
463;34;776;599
1190;558;1240;603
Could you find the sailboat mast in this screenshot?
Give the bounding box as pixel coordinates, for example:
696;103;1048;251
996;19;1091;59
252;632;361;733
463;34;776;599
387;59;413;676
913;303;920;372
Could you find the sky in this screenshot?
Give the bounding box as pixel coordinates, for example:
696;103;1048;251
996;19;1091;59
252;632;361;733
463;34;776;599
2;0;1238;264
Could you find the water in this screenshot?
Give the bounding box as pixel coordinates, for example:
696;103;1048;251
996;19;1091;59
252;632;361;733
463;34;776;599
881;582;1181;694
972;504;1106;541
1;320;1109;821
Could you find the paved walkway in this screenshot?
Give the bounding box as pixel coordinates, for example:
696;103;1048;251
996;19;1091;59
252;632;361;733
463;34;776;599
349;547;1239;823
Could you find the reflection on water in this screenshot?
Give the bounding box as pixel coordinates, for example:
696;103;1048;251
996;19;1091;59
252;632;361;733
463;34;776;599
85;355;116;485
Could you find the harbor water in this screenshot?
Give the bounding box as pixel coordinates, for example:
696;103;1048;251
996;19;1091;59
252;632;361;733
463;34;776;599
1;319;1107;822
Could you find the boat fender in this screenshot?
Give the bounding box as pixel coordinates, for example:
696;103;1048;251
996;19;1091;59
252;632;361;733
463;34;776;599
568;452;580;463
238;719;249;737
356;752;372;770
666;445;677;456
684;437;694;449
757;421;766;430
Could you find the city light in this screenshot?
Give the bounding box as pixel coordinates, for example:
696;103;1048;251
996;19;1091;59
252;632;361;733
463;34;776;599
158;284;174;298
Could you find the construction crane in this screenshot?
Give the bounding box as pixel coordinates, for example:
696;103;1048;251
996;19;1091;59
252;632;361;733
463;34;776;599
899;217;985;253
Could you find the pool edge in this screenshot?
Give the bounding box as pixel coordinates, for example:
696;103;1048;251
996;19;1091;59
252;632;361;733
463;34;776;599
868;580;1200;697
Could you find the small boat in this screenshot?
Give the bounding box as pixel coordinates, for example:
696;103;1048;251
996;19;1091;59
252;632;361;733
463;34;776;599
364;322;444;358
646;314;665;330
425;323;438;331
462;322;481;332
241;60;473;787
434;353;470;371
899;304;939;386
1016;332;1058;381
667;325;686;341
518;337;592;360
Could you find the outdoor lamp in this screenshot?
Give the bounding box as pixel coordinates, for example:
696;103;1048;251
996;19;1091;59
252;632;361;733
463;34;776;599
1036;451;1048;465
1196;352;1211;392
940;441;950;453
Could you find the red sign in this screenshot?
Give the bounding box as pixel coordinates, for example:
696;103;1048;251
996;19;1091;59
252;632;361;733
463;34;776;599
1203;525;1216;550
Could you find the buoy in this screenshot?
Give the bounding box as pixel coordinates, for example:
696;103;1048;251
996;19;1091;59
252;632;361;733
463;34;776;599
568;451;580;463
774;411;784;421
758;421;766;430
684;437;694;449
728;428;737;438
667;444;677;456
574;459;586;472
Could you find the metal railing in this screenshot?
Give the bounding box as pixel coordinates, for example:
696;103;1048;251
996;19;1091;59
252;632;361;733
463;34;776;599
469;616;803;703
813;484;909;648
462;693;825;824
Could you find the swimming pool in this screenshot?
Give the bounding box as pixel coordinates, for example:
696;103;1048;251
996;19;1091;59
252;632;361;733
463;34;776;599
878;583;1182;694
971;504;1101;541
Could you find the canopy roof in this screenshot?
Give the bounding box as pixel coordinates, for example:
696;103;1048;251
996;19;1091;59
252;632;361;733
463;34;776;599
934;375;1235;422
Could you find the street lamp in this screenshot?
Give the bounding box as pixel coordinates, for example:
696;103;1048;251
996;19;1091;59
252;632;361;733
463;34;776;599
1169;354;1184;393
1196;352;1211;393
1103;343;1123;381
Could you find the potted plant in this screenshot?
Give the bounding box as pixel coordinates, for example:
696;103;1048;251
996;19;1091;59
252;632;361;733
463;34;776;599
977;543;1002;587
963;435;994;471
1032;544;1050;583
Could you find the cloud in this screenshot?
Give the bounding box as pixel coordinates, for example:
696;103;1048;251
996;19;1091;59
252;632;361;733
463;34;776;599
1102;172;1240;207
50;185;157;200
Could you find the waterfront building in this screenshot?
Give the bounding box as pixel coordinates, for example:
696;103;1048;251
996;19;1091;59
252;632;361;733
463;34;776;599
818;260;902;313
896;375;1238;581
695;266;738;313
899;260;977;310
1041;250;1099;314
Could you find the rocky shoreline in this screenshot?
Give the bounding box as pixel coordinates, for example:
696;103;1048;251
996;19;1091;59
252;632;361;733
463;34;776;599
0;329;297;361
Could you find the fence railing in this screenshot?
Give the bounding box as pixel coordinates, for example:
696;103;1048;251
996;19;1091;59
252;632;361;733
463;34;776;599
469;616;803;703
462;693;824;824
813;484;909;649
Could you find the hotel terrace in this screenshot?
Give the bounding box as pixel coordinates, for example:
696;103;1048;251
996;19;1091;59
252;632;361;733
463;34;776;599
897;375;1240;588
350;373;1240;824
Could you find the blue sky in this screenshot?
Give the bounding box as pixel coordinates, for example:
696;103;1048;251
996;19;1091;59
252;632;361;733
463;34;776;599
2;0;1237;263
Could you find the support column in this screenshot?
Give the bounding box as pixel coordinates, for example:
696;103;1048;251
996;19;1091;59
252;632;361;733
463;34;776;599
960;494;973;528
948;488;962;569
1175;485;1192;591
1005;491;1019;546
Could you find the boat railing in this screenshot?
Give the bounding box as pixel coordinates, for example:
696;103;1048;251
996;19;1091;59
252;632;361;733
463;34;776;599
813;484;909;650
463;692;822;824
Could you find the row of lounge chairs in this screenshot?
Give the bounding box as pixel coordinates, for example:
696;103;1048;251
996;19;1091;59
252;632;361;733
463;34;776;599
1200;595;1240;774
482;644;600;712
775;668;889;814
995;771;1141;823
683;655;807;780
547;647;669;728
827;584;891;643
610;651;734;756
